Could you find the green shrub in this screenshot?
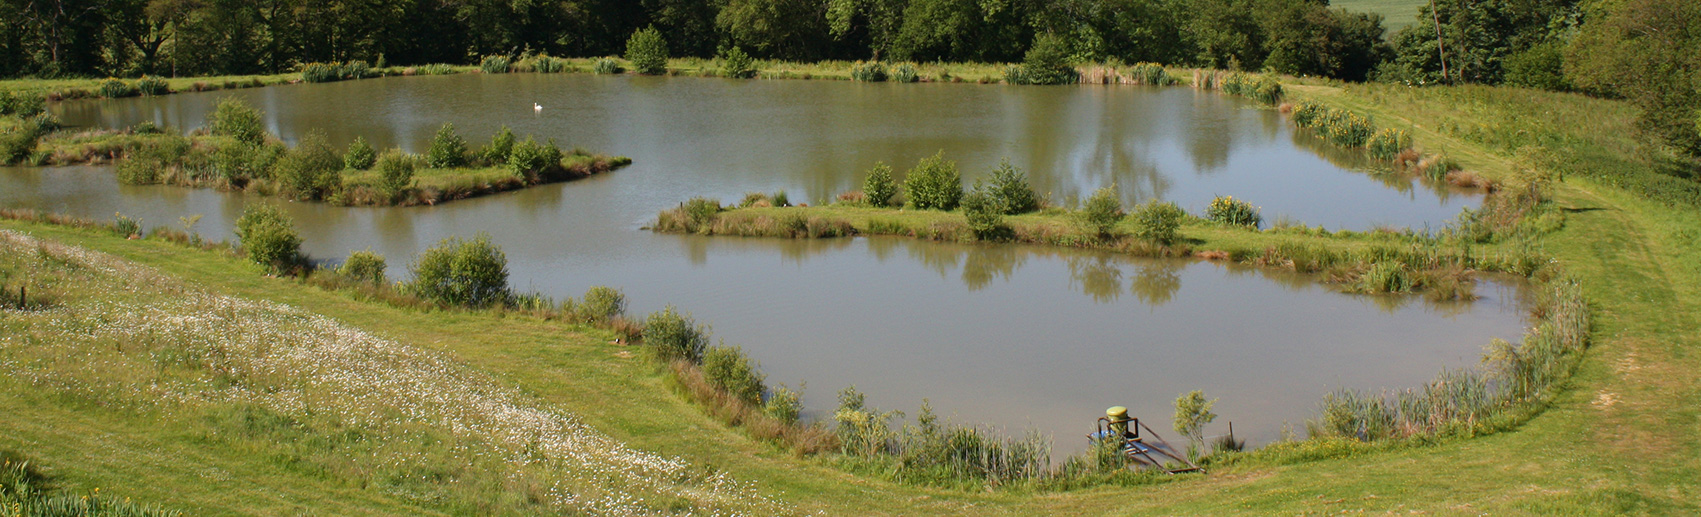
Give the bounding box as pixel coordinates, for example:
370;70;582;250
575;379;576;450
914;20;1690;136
0;121;46;165
1366;128;1412;161
213;140;283;183
507;136;562;177
1131;200;1185;244
851;61;888;82
0;92;46;117
904;151;962;210
834;387;897;457
480;55;512;74
235;203;303;274
344;136;376;170
135;76;170;96
209;97;266;145
275;130;343;201
410;233;510;307
1128;62;1172;85
340;249;386;283
301;62;339;82
484;125;516;164
1076;186;1124;237
1223;74;1283;106
642;305;710;362
115;136;191;184
961;184;1008;240
579;286;626;322
891;63;920;83
1206;195;1261;227
594;58;623;74
1013;33;1077;85
771;190;789;207
426;122;468;168
375;148;416;198
719;46;756;79
862;162;897;207
703;345;766;404
1502;41;1570;92
1173;390;1217;457
764;384;803;424
98;78;138;98
625;27;669;75
680;197;722;232
132;120;162;134
986;159;1038;214
113;212;143;238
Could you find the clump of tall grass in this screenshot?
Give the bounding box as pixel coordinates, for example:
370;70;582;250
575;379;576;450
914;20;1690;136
515;54;567;73
479;55;512;74
1354;261;1414;293
1219;73;1283;106
1367;128;1414;161
1290;101;1375;148
891;63;920;83
0;91;46;117
134;75;170;96
1308;279;1588;441
97;78;138;98
593;58;623;74
1;451;181;516
654;197;723;234
1206;195;1261;227
1126;62;1173;86
903;151;962;210
850;61;888;82
112;212;143;238
301;61;375;82
834;390;1052;489
719;46;757;79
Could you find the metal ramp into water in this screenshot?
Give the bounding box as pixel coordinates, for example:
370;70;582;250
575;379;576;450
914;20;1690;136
1090;408;1205;475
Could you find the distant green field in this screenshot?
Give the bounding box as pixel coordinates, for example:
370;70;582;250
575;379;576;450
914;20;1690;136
1334;0;1425;34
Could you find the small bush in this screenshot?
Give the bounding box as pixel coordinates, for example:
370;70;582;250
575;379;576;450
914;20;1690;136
1173;390;1218;458
643;306;710;362
344;136;376;170
208;97;266;145
113;212;142;238
480;55;512;74
484;125;516;164
904;151;962;210
410;233;510;307
1223;74;1283;106
1076;186;1124;237
579;286;626;322
891;63;920;83
594;58;623;74
851;62;888;82
679;197;722;232
340;249;387;284
961;184;1008;241
862;162;898;207
625;27;669;75
764;384;803;424
235;203;303;274
719;46;756;79
986;159;1038;214
98;78;138;98
135;76;170;96
275;130;343;200
1014;33;1077;85
508;136;562;177
213;140;283;183
771;190;790;207
703;345;766;404
1206;195;1261;227
375;149;415;198
426;122;468;168
0;120;46;165
0;92;46;117
1131;200;1185;244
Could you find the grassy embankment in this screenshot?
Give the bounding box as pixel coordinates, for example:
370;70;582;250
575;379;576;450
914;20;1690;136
3;67;1700;513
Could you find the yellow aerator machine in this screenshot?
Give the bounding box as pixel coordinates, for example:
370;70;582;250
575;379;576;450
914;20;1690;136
1088;406;1203;474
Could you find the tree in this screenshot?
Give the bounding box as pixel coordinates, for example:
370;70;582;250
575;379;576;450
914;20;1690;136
234;203;302;274
1567;0;1701;155
410;233;510;307
625;26;669;75
1173;390;1218;458
717;0;830;60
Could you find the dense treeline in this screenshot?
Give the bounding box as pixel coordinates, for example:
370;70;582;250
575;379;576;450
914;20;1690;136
0;0;1391;79
3;0;1697;156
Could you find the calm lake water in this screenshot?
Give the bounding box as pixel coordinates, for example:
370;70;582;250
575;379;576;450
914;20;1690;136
5;75;1526;456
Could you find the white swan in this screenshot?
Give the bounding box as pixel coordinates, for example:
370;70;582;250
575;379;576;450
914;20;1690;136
534;103;542;112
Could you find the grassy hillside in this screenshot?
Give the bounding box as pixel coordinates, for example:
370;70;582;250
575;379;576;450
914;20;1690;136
1335;0;1426;33
3;72;1700;514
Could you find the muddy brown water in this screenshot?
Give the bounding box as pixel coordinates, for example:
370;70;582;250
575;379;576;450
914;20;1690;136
3;75;1527;456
